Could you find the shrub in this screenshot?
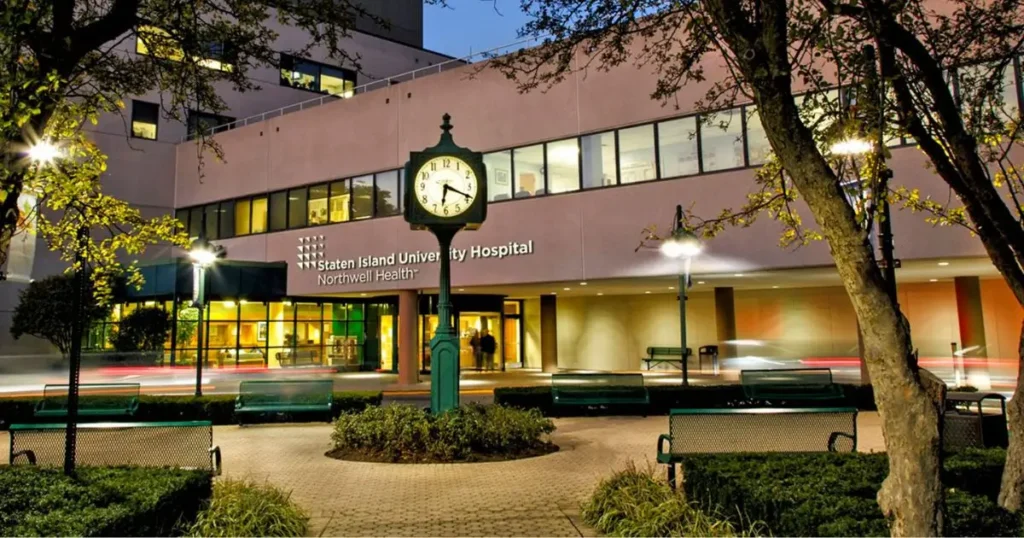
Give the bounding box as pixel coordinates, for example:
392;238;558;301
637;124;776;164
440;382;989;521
0;391;382;429
681;450;1020;537
329;403;556;463
109;307;171;354
0;466;211;536
581;462;763;537
187;479;309;537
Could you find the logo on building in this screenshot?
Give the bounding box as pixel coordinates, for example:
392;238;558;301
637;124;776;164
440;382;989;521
296;235;325;270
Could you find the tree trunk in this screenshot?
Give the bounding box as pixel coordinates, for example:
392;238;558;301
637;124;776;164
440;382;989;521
999;322;1024;511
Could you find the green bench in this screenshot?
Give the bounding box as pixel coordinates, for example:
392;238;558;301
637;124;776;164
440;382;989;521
740;368;844;402
9;421;222;475
235;379;334;423
551;373;649;415
643;347;691;371
657;407;858;488
34;383;140;418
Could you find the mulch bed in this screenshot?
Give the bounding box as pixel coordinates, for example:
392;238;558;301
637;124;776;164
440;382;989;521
324;442;560;464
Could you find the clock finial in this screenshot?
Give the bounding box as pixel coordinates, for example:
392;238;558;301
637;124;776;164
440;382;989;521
438;113;454;145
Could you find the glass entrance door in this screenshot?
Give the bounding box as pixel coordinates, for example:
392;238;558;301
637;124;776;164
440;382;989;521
459;312;502;371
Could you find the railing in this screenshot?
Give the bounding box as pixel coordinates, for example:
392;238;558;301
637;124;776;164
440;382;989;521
182;35;545;142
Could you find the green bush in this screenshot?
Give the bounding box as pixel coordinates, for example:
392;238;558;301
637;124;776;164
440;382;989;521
187;479;309;537
681;450;1021;537
581;462;764;537
109;307;171;354
0;466;211;536
0;391;382;429
494;383;876;416
329;403;556;462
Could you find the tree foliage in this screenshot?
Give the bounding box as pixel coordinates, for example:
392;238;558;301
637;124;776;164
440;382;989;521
110;306;170;352
10;273;108;357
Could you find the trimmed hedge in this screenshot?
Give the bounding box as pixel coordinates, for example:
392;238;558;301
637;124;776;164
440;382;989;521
681;450;1021;537
0;391;382;429
494;383;877;415
0;466;212;536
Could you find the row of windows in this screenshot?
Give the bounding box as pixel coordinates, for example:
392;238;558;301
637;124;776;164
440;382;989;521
176;57;1023;235
280;53;357;97
176;171;403;240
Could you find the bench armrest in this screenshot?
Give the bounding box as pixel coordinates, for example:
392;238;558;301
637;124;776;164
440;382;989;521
828;432;857;453
657;433;672;457
34;400;44;412
11;449;37;465
210;445;222;476
127;398;140;414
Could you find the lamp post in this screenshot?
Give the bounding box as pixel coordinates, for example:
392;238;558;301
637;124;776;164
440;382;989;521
660;204;704;386
188;213;223;397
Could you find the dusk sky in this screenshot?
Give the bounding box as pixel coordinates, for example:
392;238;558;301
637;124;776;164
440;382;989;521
423;0;533;58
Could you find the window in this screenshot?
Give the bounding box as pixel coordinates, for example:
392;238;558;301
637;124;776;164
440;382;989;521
279;54;357;97
218;201;235;239
188;207;203;240
288;188;307;229
136;26;233;72
330;180;350;223
131;101;158;140
308;184;329;226
251;196;268;233
375;171;400;216
484;150;513;201
581;132;617;189
618;125;656;184
513;145;544;197
745;107;772;166
234;199;251;236
187;111;235;137
352;175;374;219
657;118;699;178
204;204;219;239
175;209;189;232
545;138;580;194
270;191;288;232
700;108;744;172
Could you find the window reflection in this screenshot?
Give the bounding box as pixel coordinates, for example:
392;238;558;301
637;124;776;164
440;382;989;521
270;191;287;232
745;107;772;166
546;138;580;194
352;175;373;219
330;180;350;223
375;171;400;216
618;125;656;184
700;109;744;172
658;118;699;178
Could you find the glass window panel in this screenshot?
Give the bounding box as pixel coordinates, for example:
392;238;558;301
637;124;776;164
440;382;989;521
234;199;251;236
218;201;234;239
175;209;189;233
237;320;263;353
209;300;238;320
581;132;617;189
320;67;356;97
352;175;373;219
288;188;307;229
398;169;405;213
513;145;544;197
280;54;319;92
296;303;322;321
330;180;350;223
484;150;513;201
251;196;268;233
131;101;158;140
701;108;745;172
296;320;322;346
657;118;699;178
270;191;287;231
745;107;772;166
204;204;218;239
239;301;267;320
375;171;400;216
308;183;329;226
618;125;656;184
545;138;580;194
188;207;202;240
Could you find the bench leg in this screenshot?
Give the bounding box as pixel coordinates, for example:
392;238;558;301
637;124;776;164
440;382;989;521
667;463;676;490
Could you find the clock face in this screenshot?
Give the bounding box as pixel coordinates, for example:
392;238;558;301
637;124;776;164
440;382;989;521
414;156;479;218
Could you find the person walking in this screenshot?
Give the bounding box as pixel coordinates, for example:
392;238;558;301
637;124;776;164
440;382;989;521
469;329;482;370
480;329;497;371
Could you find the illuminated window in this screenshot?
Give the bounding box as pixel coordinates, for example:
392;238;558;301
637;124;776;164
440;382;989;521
136;25;233;72
618;125;656;184
279;54;356;97
235;199;251;236
131;101;158;140
329;180;350;223
546;138;580;194
251;196;268;233
657;118;698;178
308;184;329;226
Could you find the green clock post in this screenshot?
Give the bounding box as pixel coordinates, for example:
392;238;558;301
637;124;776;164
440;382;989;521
404;114;487;413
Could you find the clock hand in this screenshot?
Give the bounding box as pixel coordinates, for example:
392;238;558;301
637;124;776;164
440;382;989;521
441;184;449;205
447;185;472;200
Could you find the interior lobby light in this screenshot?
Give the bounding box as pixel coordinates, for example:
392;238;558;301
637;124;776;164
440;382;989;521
697;281;705;285
830;138;873;155
938;261;950;266
597;292;604;296
563;287;570;291
734;273;744;277
668;286;675;290
222;300;235;307
580;282;587;286
929;279;938;282
645;291;651;294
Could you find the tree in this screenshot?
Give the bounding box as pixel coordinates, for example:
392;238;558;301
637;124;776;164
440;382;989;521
110;306;170;353
492;1;950;534
0;0;397;294
10;273;108;358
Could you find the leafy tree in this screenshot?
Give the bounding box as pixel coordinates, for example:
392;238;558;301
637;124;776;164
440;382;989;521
0;0;396;297
10;273;108;358
176;305;198;348
110;306;170;352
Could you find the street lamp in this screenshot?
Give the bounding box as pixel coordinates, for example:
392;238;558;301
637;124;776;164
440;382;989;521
661;204;703;386
188;214;224;397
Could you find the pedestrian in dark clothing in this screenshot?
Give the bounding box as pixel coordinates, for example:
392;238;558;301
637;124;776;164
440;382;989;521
480;330;497;370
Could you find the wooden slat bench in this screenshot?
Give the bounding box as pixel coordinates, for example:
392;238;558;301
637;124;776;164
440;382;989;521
234;379;334;424
34;383;140;419
551;373;649;415
656;407;858;488
9;421;221;475
740;368;844;402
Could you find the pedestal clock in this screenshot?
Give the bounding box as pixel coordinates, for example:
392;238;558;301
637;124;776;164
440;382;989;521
404;114;487;413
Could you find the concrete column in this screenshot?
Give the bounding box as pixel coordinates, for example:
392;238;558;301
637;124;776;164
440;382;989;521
540;295;558;373
397;289;419;385
714;287;737;359
954;276;990;387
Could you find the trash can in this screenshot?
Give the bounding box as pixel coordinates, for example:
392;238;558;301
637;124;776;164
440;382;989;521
698;345;719;375
944;392;1008;450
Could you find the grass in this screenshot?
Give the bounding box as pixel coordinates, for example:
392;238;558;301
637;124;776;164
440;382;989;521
581;462;767;537
186;479;309;537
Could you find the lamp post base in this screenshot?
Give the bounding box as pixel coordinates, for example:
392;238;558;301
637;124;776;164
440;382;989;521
429;328;460;413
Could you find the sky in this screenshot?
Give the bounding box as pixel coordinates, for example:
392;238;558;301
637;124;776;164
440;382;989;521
423;1;533;59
